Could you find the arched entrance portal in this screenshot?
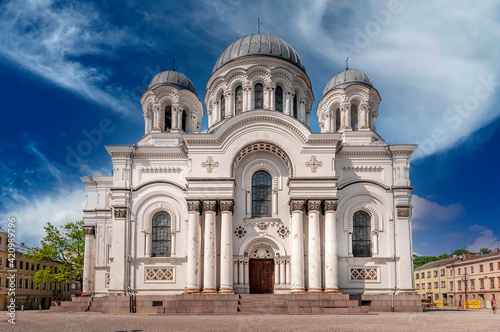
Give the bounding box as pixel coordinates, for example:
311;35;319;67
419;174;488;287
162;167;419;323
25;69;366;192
249;245;274;294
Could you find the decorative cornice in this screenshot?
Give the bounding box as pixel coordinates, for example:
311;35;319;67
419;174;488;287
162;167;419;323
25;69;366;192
231;141;293;177
342;166;383;172
338;179;390;191
141;167;182;174
133;180;186;192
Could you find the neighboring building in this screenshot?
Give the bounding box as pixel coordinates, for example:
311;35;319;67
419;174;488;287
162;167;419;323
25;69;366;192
447;251;500;308
0;228;72;310
414;256;463;306
81;34;417;297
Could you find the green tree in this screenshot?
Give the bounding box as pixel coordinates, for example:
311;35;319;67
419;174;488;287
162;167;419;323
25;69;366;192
452;249;472;256
480;248;493;255
25;220;84;286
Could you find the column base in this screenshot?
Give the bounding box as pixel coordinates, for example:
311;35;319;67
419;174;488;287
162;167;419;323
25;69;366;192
184;288;201;294
202;288;218;294
218;287;234;294
307;288;323;294
81;292;92;297
324;288;341;294
290;288;307;294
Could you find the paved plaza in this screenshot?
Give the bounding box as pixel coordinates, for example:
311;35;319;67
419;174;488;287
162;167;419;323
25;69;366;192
1;309;499;331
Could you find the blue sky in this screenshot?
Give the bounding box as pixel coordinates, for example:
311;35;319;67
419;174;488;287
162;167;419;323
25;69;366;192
0;0;499;256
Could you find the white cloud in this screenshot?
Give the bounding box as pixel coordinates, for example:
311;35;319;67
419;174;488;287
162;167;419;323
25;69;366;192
0;0;138;116
0;188;85;247
466;225;499;252
412;195;464;230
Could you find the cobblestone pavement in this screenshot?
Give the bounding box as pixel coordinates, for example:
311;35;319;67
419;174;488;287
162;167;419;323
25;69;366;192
2;309;499;331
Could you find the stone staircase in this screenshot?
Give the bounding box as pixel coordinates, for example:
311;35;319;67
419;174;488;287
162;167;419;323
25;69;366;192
50;296;90;312
238;294;288;314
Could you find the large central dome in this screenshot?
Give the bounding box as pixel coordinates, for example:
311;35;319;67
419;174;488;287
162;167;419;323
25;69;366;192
212;34;305;74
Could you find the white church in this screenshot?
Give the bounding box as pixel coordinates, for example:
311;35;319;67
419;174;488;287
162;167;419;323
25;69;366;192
81;34;417;297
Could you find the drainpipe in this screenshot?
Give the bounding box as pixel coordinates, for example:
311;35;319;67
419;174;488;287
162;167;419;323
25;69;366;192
127;145;137;296
387;145;397;312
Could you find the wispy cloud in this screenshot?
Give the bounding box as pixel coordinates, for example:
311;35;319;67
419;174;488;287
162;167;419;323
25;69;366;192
466;224;499;252
412;195;464;230
0;0;139;116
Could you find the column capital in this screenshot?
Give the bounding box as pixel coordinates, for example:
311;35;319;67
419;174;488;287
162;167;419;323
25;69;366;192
186;200;201;213
83;226;95;236
324;199;339;212
396;205;411;218
114;207;127;219
289;199;305;214
219;199;234;213
307;200;322;213
203;200;217;213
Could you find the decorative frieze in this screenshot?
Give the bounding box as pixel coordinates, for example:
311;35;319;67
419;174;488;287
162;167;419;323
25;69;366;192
324;200;338;212
350;267;379;282
219;200;234;213
146;267;175;282
305;156;323;173
83;226;95;236
114;208;127;219
201;156;219;173
141;166;182;173
342;166;382;172
397;207;411;218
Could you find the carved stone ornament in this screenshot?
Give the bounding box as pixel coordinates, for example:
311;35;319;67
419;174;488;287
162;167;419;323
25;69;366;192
256;222;267;231
187;200;201;213
324;200;338;212
397;207;411;218
289;200;305;214
203;200;217;213
277;225;290;239
114;208;127;219
305;155;323;173
83;226;95;236
201;156;219;173
308;200;322;212
234;226;246;238
219;200;234;213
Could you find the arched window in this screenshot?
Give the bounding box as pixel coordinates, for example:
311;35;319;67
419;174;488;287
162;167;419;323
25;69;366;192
353;211;371;257
235;86;243;115
152;211;171;257
220;94;225;120
335;108;341;131
181;110;187;132
351;104;358;130
254;83;264;109
293;94;298;118
275;86;283;112
252;171;272;217
165;106;172;131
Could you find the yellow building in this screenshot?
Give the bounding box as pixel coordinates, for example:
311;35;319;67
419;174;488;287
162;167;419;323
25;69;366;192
0;228;72;310
414;256;462;306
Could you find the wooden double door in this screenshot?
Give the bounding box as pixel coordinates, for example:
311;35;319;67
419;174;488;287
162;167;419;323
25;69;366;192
249;259;274;294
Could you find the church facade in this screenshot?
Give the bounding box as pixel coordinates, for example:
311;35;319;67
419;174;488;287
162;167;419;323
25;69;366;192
81;34;417;297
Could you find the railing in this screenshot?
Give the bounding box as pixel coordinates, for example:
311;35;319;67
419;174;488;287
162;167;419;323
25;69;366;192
85;292;95;312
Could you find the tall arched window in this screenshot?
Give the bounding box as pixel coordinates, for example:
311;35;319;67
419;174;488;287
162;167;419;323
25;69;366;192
351;104;358;130
220;94;225;120
235;86;243;115
181;110;187;132
252;171;272;217
353;211;371;257
165;106;172;131
152;211;171;257
275;86;283;112
254;83;264;109
335;108;341;131
293;94;298;118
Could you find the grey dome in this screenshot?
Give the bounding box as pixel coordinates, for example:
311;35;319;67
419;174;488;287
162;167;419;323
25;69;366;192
212;34;306;74
148;70;197;96
323;69;372;96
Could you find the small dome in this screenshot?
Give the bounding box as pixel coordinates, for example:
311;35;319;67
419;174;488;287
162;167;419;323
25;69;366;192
323;69;372;96
148;70;197;96
212;34;305;74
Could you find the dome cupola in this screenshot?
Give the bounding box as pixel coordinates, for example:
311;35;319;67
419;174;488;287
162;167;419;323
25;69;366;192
322;69;372;96
148;70;198;96
212;34;306;74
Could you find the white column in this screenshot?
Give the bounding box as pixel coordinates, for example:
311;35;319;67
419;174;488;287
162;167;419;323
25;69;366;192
172;105;179;130
145;233;151;257
325;112;331;133
152;105;161;131
186;200;201;293
284;93;291;115
348;233;353;257
307;200;322;293
244;259;249;291
248;87;254;111
243;88;249;112
238;259;244;285
270;88;275;110
219;200;234;294
233;260;238;287
290;199;306;293
82;226;95;295
272;190;278;217
324;200;340;293
226;92;233;118
246;191;252;218
274;259;280;286
285;259;291;286
280;259;286;286
202;200;217;293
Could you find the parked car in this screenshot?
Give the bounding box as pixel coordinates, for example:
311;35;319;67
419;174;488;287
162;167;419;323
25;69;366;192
421;299;434;308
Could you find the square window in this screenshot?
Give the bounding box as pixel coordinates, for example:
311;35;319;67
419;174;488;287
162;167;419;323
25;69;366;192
480;265;484;272
471;266;474;274
490;263;494;271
